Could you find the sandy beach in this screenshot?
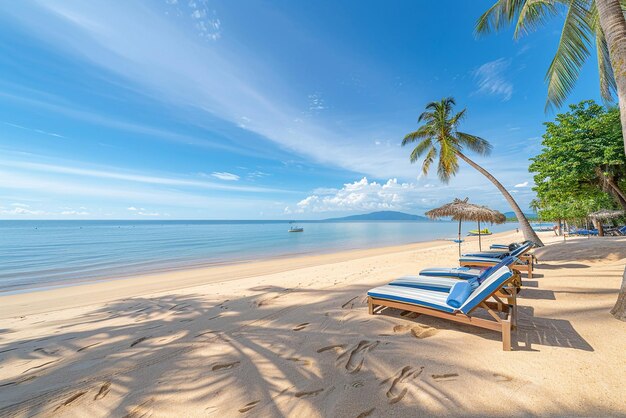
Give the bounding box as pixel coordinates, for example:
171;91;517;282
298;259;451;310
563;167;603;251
1;230;625;417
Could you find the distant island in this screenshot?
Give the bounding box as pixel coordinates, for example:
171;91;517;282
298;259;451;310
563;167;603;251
503;211;537;221
323;210;429;222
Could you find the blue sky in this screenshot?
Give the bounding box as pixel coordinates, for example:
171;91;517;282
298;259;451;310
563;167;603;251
0;0;604;219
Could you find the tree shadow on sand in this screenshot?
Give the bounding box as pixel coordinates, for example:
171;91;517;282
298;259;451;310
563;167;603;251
0;281;603;417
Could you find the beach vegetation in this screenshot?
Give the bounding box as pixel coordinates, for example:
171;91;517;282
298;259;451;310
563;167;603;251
530;100;626;224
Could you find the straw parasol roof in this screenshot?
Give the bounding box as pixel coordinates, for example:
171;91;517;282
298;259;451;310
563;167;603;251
426;198;506;253
425;198;506;223
589;209;625;219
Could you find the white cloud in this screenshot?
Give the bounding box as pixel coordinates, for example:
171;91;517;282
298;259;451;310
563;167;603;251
210;171;240;181
1;206;44;215
138;211;160;216
61;210;89;215
287;177;431;214
473;58;513;101
11;202;30;207
127;206;139;211
514;181;529;188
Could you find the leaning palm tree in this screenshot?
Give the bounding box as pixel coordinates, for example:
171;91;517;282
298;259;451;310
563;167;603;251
403;97;544;246
475;0;626;155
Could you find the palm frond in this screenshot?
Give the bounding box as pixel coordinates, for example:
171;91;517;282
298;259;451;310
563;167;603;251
457;132;493;156
402;126;433;146
475;0;526;36
421;146;437;175
589;3;617;103
437;139;460;183
545;0;593;111
449;108;467;128
514;0;559;39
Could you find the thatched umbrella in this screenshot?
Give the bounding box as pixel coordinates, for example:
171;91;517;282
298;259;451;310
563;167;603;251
589;209;625;236
589;209;624;219
426;198;506;255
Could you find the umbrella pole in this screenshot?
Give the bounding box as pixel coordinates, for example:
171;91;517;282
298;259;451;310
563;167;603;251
458;219;462;257
478;220;482;251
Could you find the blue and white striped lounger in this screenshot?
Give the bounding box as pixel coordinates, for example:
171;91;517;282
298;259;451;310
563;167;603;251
462;242;533;260
415;266;484;280
460;244;533;279
368;264;517;350
389;275;476;293
416;257;517;291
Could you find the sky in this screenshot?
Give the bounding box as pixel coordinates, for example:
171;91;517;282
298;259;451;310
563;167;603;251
0;0;605;220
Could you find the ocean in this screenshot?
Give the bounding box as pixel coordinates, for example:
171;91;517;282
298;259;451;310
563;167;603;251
0;220;520;294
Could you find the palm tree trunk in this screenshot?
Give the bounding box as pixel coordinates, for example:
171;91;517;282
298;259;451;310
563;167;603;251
456;151;544;247
596;0;626;155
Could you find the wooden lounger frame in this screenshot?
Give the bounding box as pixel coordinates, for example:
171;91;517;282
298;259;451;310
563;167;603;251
368;273;519;351
460;253;534;280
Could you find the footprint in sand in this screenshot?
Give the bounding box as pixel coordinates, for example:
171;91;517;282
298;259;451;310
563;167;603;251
410;325;438;339
286;357;312;366
356;407;376;418
493;373;513;382
129;336;149;348
400;311;420;319
294;388;324;398
77;342;101;352
381;366;424;404
94;382;111;400
432;373;459;382
54;391;87;411
337;340;379;374
392;324;438;339
211;361;240;371
124;398;154;418
341;296;358;309
292;323;309;331
238;400;260;413
316;344;347;353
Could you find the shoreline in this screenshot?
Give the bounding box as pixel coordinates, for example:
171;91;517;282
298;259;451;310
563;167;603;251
0;229;516;319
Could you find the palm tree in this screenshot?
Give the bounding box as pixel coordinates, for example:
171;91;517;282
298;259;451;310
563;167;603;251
475;0;626;155
403;97;544;246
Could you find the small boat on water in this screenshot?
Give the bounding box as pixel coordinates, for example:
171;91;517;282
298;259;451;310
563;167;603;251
467;228;491;236
288;221;303;232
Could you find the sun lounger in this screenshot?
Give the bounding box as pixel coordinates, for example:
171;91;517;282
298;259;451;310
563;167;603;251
463;241;533;258
488;240;534;251
368;264;519;350
419;256;517;281
460;243;534;279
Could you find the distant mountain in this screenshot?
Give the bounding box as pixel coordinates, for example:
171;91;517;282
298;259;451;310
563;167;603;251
503;211;537;219
323;211;429;222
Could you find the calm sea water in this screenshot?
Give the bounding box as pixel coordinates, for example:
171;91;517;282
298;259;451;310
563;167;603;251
0;220;519;294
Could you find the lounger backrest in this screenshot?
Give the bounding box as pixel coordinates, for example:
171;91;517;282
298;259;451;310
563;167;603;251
475;256;516;283
510;242;532;257
459;264;513;314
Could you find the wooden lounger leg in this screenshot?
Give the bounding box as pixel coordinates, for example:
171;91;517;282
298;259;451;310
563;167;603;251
502;318;512;351
368;298;374;315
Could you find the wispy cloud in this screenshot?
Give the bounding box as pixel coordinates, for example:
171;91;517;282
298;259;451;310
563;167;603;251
0;159;288;193
0;2;421;179
514;181;529;188
210;171;240;181
2;121;65;138
473;58;513;101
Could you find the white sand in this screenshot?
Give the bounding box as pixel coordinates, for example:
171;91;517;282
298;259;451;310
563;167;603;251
0;231;625;417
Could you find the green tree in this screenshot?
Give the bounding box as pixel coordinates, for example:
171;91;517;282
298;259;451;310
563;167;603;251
529;101;626;213
476;0;626;155
402;97;544;246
